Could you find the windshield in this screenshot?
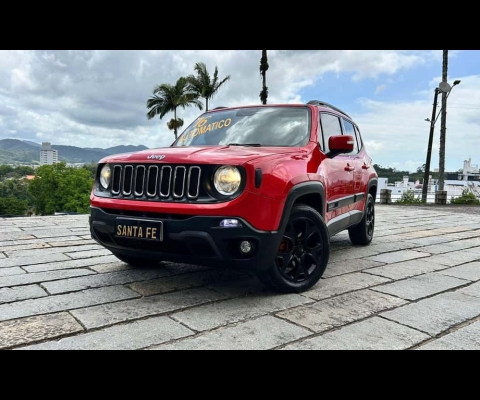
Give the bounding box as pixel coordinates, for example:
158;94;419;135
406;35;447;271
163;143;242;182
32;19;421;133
173;106;311;147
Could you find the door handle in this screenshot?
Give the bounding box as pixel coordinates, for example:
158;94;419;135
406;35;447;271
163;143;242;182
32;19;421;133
344;165;354;172
362;164;370;170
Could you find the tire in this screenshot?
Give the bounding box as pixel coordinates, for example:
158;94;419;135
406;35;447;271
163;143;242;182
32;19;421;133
348;193;375;245
112;253;161;268
256;204;330;293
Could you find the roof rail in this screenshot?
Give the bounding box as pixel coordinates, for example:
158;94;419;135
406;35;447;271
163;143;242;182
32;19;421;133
212;106;227;110
307;100;352;119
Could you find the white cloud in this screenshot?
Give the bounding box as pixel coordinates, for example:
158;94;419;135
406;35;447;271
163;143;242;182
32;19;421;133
375;84;387;95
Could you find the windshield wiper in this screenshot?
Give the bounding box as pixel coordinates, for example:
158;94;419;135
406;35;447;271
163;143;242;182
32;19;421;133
227;143;262;147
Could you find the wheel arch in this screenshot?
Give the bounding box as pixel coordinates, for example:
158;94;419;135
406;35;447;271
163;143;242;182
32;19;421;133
368;178;378;201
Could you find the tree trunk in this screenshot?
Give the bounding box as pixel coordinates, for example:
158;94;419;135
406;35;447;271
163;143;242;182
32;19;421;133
260;50;268;105
206;97;209;112
173;107;177;139
438;50;448;191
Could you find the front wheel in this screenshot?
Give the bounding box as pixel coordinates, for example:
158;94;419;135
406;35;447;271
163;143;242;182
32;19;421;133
348;193;375;245
256;204;330;293
112;252;161;268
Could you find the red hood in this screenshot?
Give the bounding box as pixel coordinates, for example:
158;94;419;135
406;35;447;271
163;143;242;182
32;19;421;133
99;146;304;165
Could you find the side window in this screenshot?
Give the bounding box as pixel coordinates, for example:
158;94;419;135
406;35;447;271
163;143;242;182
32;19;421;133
354;125;363;152
342;119;359;154
320;113;342;152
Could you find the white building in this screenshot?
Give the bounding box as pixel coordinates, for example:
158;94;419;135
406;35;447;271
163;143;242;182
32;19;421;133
40;142;58;165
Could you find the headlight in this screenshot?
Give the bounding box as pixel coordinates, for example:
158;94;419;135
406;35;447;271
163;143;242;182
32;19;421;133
100;164;111;189
213;166;242;196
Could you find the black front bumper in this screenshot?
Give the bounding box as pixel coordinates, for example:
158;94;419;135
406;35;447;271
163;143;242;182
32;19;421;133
89;206;282;272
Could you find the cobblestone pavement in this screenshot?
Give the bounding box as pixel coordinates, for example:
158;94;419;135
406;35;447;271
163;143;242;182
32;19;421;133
1;205;480;350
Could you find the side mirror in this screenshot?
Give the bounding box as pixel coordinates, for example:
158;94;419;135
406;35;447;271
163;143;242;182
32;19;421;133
327;135;354;158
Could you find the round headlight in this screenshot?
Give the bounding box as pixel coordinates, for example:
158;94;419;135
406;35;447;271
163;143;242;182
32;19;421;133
100;164;111;189
213;166;242;196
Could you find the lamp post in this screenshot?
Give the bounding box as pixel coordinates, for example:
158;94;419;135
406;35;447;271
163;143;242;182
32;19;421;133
421;80;461;203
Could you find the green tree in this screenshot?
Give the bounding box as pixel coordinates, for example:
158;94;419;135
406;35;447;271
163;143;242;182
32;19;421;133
186;62;230;112
82;163;98;179
146;76;203;140
259;50;269;104
0;165;14;180
0;197;28;216
28;163;94;215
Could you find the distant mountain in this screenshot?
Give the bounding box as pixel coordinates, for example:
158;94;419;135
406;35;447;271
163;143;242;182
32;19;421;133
0;139;149;165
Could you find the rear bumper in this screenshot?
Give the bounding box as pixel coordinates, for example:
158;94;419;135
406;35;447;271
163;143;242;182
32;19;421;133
89;206;282;272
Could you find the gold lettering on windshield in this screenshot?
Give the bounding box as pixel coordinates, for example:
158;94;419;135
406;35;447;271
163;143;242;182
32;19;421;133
180;117;233;143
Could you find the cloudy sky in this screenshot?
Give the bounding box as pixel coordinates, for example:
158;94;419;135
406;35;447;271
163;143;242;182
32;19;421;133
1;50;479;172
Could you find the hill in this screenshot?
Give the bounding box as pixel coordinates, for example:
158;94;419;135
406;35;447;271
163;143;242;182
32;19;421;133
0;139;149;165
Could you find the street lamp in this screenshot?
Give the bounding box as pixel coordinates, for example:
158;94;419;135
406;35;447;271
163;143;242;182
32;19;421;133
421;80;461;202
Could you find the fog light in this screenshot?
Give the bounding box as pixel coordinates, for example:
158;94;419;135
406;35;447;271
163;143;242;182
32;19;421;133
240;240;252;254
220;219;241;228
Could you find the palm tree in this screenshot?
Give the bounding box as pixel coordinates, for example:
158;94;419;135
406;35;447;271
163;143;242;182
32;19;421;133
146;77;203;139
259;50;269;104
186;62;230;111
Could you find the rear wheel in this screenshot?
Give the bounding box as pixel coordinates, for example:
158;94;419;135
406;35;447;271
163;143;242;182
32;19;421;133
112;253;161;267
348;193;375;245
257;204;330;293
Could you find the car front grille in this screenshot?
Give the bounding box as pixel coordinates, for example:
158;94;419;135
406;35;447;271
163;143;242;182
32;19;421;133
109;164;203;201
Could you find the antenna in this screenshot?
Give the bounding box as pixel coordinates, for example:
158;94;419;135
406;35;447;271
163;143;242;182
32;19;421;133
307;100;352;119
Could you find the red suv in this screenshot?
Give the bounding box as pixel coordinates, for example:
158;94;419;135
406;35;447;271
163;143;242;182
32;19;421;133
90;101;378;293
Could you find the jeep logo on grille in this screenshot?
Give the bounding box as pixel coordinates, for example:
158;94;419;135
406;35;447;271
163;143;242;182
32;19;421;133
147;155;166;160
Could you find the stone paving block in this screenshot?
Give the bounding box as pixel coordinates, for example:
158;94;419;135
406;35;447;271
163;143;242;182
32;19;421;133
31;229;81;239
277;289;406;333
151;315;312;350
302;272;390;301
23;255;120;273
323;259;385;278
417;321;480;350
364;259;451;280
0;253;72;269
403;236;462;246
364;250;431;264
63;249;114;259
4;244;101;258
43;268;172;294
89;262;133;274
0;285;139;322
0;312;83;349
72;287;227;329
26;225;64;231
0;238;49;250
329;247;379;263
172;292;313;331
19;316;193;350
426;249;480;267
46;239;96;247
381;291;480;336
282;317;429;350
0;285;48;304
367;242;420;252
437;262;480;282
0;267;25;277
0;232;35;241
371;272;469;301
206;275;267;298
129;269;244;296
0;253;4;259
456;281;480;299
0;268;95;289
416;241;479;254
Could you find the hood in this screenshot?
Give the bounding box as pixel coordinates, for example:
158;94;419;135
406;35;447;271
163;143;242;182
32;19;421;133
99;146;303;165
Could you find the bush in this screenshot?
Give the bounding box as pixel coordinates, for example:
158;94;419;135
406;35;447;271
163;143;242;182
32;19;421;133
396;190;424;204
0;197;28;216
450;189;480;205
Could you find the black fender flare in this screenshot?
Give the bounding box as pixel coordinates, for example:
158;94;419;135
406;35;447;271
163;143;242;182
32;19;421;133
368;178;378;199
277;181;325;232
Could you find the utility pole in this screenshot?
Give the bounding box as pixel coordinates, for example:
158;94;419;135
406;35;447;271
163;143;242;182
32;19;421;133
422;88;440;202
438;50;448;191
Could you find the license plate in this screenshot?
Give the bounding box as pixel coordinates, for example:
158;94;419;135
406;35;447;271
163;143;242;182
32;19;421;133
115;218;163;241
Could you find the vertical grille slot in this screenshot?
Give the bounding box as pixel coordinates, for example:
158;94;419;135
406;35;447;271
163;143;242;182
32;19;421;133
159;166;172;198
134;165;146;196
123;165;134;196
173;166;186;198
146;166;158;197
187;166;201;199
112;165;122;195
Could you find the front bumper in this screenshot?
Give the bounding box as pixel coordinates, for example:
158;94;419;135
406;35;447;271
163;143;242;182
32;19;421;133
89;206;282;272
